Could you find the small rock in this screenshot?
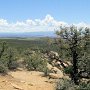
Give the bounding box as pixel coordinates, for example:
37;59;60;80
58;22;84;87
49;73;63;79
51;67;63;75
28;83;34;86
48;51;59;59
11;83;23;90
63;76;71;80
47;63;53;70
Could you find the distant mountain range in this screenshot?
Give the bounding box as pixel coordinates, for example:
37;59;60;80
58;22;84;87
0;31;56;38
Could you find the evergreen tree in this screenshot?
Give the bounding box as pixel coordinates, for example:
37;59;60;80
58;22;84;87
56;25;90;84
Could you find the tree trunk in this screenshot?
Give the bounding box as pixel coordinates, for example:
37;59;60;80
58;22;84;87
72;50;79;84
70;37;79;85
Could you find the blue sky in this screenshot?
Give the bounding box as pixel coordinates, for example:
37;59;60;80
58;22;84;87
0;0;90;23
0;0;90;32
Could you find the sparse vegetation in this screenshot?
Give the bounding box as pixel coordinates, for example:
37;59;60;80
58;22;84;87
56;78;90;90
7;48;18;70
56;79;77;90
0;27;89;90
24;51;48;72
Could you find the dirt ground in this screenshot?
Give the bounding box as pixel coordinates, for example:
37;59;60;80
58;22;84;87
0;69;57;90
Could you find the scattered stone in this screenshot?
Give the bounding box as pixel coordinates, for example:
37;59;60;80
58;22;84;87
55;61;61;66
28;83;34;86
17;68;23;71
63;75;71;80
63;63;68;67
47;63;53;70
49;73;63;79
20;80;25;83
51;59;57;66
65;61;72;66
51;67;63;75
11;83;23;90
81;72;89;78
48;51;59;59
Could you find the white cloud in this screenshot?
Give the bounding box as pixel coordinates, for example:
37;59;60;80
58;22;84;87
0;15;90;33
0;19;8;26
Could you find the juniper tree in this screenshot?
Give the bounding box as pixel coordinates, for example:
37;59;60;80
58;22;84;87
55;25;90;84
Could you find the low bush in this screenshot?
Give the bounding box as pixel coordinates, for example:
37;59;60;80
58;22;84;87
64;65;73;74
0;63;8;74
56;78;77;90
56;78;90;90
7;48;18;70
77;82;90;90
25;52;48;72
0;46;19;74
43;67;51;76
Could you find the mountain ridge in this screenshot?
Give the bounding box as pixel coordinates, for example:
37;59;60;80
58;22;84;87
0;31;56;37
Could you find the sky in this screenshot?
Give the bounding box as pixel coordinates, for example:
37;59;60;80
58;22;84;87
0;0;90;33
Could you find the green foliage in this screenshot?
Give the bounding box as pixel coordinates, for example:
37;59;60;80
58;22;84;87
7;48;19;70
78;28;90;75
56;79;77;90
56;25;90;84
0;42;8;73
0;38;59;74
0;62;8;74
43;67;50;76
64;65;73;74
56;79;90;90
25;52;47;72
0;38;59;54
0;41;19;73
77;82;90;90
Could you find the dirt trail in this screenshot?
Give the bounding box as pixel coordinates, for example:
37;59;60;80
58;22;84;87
0;69;56;90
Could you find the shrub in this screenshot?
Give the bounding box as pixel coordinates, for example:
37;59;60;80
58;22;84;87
78;82;90;90
0;41;19;73
0;62;7;74
56;78;77;90
8;60;18;70
0;47;19;73
25;52;47;72
7;48;19;70
43;67;50;76
64;65;73;74
56;78;90;90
